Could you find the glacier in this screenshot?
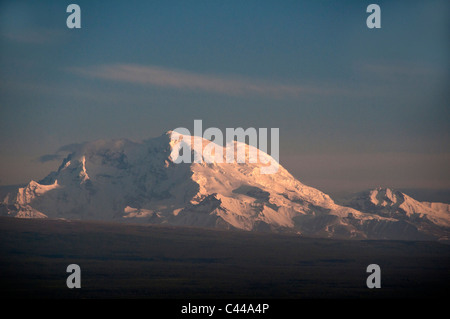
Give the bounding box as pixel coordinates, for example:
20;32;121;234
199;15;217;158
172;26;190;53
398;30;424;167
1;131;449;241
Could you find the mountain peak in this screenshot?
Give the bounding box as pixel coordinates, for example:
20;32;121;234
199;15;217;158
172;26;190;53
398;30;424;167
342;187;450;236
1;133;449;240
369;187;404;207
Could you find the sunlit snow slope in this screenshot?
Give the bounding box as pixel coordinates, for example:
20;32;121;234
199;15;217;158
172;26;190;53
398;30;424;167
1;132;449;240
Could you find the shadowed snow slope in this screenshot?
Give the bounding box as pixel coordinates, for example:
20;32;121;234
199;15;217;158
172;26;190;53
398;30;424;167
1;132;449;240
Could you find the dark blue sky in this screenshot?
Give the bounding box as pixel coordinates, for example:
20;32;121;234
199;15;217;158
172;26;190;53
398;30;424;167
0;0;449;194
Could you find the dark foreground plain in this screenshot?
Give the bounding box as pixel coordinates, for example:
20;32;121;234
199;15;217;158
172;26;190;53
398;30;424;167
0;217;449;299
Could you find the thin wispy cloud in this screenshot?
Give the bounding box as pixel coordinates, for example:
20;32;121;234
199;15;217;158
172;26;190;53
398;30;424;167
70;64;350;98
36;143;84;163
352;61;448;98
37;154;62;163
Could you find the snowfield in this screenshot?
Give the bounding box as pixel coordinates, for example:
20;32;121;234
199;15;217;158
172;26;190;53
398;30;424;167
1;132;449;240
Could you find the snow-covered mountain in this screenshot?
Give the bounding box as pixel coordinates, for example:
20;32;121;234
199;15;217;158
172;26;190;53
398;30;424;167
1;132;449;241
339;187;450;240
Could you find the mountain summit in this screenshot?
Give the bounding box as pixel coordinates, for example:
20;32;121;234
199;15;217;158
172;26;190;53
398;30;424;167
340;187;450;240
1;133;449;240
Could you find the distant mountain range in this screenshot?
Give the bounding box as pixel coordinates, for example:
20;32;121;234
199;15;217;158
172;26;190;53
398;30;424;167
1;132;449;241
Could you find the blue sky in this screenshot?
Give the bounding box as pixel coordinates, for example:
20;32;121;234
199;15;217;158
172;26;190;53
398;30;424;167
0;0;449;195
